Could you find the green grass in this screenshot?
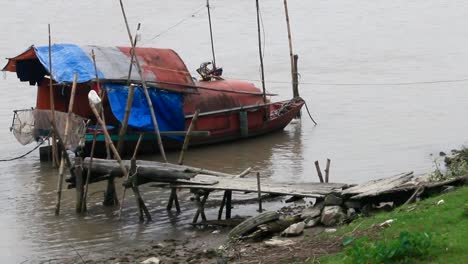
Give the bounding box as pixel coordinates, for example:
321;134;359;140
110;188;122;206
317;186;468;264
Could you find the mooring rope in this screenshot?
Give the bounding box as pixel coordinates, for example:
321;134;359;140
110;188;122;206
304;101;318;125
0;137;49;162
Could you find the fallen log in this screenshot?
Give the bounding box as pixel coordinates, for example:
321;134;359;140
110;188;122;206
229;211;279;240
243;216;302;240
83;158;197;180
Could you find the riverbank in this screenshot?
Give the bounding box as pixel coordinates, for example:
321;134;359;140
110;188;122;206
318;184;468;263
63;184;467;264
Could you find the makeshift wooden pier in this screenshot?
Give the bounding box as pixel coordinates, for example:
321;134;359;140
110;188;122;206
66;157;350;222
66;156;468;225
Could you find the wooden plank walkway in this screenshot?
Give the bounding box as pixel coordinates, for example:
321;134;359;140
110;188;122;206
167;175;350;198
341;172;415;199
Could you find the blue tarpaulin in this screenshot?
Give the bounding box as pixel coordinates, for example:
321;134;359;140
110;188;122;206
34;44;104;83
105;84;185;139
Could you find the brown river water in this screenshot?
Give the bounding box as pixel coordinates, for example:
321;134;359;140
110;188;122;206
2;0;468;262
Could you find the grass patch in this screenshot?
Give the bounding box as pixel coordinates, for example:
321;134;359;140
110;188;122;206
318;186;468;264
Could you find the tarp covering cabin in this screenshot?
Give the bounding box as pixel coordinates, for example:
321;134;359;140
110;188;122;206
2;44;190;134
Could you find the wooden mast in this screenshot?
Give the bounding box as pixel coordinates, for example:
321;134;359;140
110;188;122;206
206;0;217;68
255;0;267;105
283;0;299;98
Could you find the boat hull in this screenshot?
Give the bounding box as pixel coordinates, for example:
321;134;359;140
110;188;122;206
84;98;304;157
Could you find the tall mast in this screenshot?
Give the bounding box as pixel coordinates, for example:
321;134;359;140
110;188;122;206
206;0;217;68
255;0;267;104
283;0;298;98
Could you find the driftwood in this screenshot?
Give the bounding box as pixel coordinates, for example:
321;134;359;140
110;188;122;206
229;211;279;239
244;216;302;240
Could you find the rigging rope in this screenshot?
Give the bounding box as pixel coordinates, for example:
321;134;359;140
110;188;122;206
223;76;468;86
141;5;206;45
0;137;49;162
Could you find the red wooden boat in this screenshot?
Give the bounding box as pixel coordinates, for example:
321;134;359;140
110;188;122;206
3;44;304;157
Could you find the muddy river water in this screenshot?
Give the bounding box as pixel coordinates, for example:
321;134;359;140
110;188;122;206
2;0;468;262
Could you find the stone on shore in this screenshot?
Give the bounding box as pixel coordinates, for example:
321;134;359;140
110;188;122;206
304;217;320;228
320;206;346;226
281;222;305;236
141;257;160;264
324;194;343;206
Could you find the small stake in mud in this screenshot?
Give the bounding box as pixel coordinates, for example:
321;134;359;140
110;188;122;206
314;160;324;183
257;172;263;212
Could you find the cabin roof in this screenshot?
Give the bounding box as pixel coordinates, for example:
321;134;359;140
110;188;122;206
2;44;194;88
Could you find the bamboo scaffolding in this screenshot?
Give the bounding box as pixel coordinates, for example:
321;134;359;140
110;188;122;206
117;22;141;155
118;0;167;162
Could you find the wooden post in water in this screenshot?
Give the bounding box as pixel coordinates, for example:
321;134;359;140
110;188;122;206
55;74;78;216
314;160;324;183
256;172;263;212
48;24;58;167
81;131;97;213
75;157;85;213
292;55;300;98
225;190;232;219
178;109;200;165
324;159;331;183
218;191;227;220
166;187;180;213
119;132;144;216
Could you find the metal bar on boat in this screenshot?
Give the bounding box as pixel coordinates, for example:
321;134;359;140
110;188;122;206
185;101;289;118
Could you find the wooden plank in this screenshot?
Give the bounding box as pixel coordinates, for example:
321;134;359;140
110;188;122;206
342;172;414;199
169;175;348;198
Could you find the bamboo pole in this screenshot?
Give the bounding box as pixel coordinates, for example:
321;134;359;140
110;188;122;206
118;0;167;162
117;84;136;154
178;109;200;165
132;133;144;160
88;91;127;176
81;131;97;213
90;49;112;159
117;22;141;155
48;24;58;167
118;132;144;218
75;157;84;213
127;23;141;85
55;73;78;216
255;0;267;105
